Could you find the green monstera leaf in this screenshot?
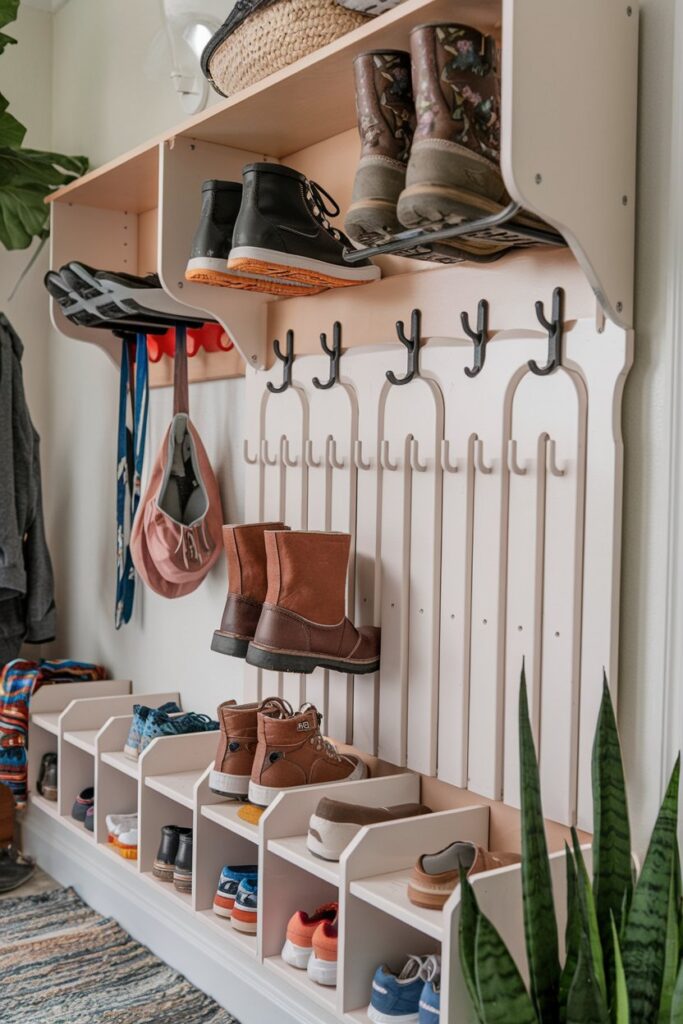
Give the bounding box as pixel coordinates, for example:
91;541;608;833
621;757;681;1024
0;0;88;253
519;669;561;1022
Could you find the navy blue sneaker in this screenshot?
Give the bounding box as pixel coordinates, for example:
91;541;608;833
213;864;258;918
231;878;258;934
419;957;441;1022
124;702;181;760
368;955;434;1023
139;710;218;755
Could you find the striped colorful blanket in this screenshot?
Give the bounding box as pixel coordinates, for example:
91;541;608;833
0;659;107;806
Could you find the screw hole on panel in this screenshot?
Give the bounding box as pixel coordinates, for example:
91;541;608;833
627;5;632;14
622;195;629;205
483;618;488;625
190;143;196;150
450;614;455;620
363;598;368;603
178;282;184;289
419;609;424;615
251;355;257;362
616;301;623;312
555;631;561;638
518;625;523;632
535;173;543;184
391;602;395;608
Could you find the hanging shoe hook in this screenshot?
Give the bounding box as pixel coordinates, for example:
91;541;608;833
409;436;428;473
528;287;565;376
267;330;294;394
462;299;490;378
243;440;259;465
547;438;567;477
380;439;398;471
304;439;322;468
326;435;345;470
280;435;299;468
312;321;342;390
386;309;421;386
507;439;528;476
354;440;372;471
260;439;277;466
440;439;459;474
474;438;494;475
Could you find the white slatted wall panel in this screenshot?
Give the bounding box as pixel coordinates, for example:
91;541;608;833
242;319;629;827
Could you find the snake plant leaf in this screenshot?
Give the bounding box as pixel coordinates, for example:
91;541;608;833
519;668;561;1021
566;941;610;1024
474;912;538;1023
670;962;683;1023
622;756;681;1024
656;870;680;1024
560;845;581;1023
592;675;633;955
572;829;608;1006
459;870;486;1024
611;915;630;1024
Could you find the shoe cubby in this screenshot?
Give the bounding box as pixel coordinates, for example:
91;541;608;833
137;729;220;907
28;679;131;818
193;767;260;958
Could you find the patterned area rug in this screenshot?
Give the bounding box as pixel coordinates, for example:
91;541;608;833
0;887;239;1023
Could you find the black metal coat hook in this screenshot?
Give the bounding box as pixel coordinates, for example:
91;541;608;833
386;308;422;386
462;299;490;378
528;287;565;376
267;330;294;394
312;321;342;390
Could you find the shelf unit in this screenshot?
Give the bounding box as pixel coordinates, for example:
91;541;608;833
47;0;637;383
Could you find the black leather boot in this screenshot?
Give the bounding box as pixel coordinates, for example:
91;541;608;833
185;180;318;297
228;163;381;292
173;831;193;894
37;752;58;801
153;825;191;884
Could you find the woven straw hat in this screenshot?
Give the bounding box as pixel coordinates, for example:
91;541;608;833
202;0;372;98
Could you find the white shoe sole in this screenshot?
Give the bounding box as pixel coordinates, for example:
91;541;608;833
231;916;257;934
248;759;368;808
367;1007;419;1023
228;245;381;284
212;902;233;919
209;769;250;798
307;954;337;987
307;817;361;861
281;938;312;969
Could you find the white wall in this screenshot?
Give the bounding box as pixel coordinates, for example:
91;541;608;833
45;0;247;716
6;0;678;846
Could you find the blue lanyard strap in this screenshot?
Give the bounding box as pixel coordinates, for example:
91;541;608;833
115;334;149;629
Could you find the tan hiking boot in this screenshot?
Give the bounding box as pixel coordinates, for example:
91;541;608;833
211;522;287;659
407;841;521;909
248;703;368;807
246;531;381;676
209;697;292;798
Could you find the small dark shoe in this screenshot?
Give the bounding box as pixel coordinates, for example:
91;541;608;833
0;847;36;894
71;787;94;823
37;752;58;801
84;806;95;833
153;825;191;884
173;831;193;895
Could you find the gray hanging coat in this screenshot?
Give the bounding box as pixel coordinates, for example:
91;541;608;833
0;314;55;666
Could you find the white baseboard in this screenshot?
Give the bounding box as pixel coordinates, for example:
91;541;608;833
23;807;337;1024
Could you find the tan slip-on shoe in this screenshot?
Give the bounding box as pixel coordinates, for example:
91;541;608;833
407;841;521;909
307;797;432;861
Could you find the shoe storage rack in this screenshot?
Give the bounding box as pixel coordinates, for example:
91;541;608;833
25;688;584;1024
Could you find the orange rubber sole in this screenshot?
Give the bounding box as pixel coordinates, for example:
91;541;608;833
227;257;371;292
184;267;322;297
117;846;138;860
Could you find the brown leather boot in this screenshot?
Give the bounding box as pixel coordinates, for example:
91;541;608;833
248;702;367;807
211;522;287;658
209;697;292;798
246;531;381;676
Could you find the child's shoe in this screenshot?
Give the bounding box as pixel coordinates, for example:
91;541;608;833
368;955;433;1023
231;878;258;934
307;917;338;987
139;710;218;756
281;902;338;969
124;702;181;759
213;865;258;918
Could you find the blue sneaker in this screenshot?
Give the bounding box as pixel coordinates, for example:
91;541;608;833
368;955;433;1023
139;710;218;755
124;702;181;759
213;865;258;919
231;878;258;934
418;957;441;1023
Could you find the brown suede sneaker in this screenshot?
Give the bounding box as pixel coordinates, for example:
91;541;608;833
246;531;380;675
209;697;292;798
248;703;368;807
211;522;287;658
307;797;432;861
407;841;521;909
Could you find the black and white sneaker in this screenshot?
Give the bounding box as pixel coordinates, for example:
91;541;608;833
228;163;381;291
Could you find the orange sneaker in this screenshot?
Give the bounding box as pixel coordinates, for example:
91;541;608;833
308;918;338;987
281;902;338;970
